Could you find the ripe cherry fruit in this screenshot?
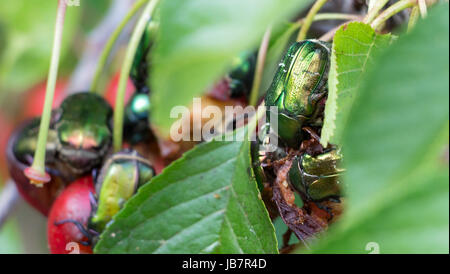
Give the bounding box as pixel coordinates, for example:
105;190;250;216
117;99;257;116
47;176;95;254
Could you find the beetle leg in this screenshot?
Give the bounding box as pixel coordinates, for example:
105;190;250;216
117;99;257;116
79;241;91;246
91;168;99;183
89;192;97;207
88;192;98;218
302;126;321;143
88;228;100;237
54;219;93;244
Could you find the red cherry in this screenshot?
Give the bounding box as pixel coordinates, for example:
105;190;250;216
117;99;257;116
6;119;69;216
103;72;135;108
47;176;95;254
21;79;67;120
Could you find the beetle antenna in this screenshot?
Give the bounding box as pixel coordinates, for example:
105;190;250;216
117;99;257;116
91;168;99;183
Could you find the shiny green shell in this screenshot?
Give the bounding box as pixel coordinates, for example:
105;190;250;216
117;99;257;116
228;51;256;98
288;149;343;201
55;93;113;172
130;20;158;90
90;151;155;232
265;40;330;147
126;93;151;121
56;93;112;149
123;92;152;144
126;18;157;144
13;93;112;175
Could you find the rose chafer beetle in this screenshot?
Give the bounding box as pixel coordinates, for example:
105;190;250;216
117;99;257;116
130;19;157;91
89;150;155;232
124;19;157;144
227;51;257;99
55;93;113;174
7;119;64;215
265;40;330;148
13;92;113;177
7;92;113;215
55;150;155;245
288;149;344;202
123;92;153;144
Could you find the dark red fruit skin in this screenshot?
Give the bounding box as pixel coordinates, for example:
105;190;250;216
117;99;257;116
47;176;94;254
6;120;69;216
21;79;67;120
103;72;135;109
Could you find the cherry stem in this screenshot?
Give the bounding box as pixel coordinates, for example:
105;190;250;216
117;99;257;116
371;0;415;31
26;0;67;186
90;0;150;93
297;0;329;41
249;26;272;107
364;0;390;24
318;21;349;42
407;6;420;32
113;0;160;152
307;13;362;22
294;13;364;43
418;0;428;18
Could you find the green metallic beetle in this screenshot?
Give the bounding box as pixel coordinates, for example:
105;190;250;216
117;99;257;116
265;40;330;148
55;93;113;173
227;51;257;99
288;149;344;202
130;20;158;91
13;92;113;177
13;118;58;166
55;150;155;245
89;150;155;232
123;92;152;144
123;19;158;144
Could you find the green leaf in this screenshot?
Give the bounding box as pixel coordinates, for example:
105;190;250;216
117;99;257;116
94;130;277;254
321;22;392;147
309;165;449;254
301;6;449;253
0;1;80;93
150;0;311;137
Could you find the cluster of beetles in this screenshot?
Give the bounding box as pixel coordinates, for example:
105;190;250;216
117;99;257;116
6;17;344;253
